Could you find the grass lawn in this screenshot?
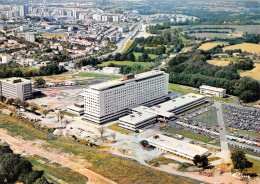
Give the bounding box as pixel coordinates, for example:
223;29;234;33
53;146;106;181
28;156;88;184
77;72;121;80
121;40;133;54
133;52;159;60
247;157;260;174
190;107;218;126
78;81;89;85
60;110;79;117
98;61;150;67
161;126;219;146
208;96;234;103
226;127;260;137
207;60;231;66
168;83;199;95
0;115;199;184
108;122;131;135
146;156;192;172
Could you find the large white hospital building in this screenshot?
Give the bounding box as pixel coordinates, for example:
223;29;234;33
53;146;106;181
84;71;169;124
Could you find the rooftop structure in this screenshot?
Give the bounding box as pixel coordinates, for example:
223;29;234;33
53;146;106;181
146;134;210;160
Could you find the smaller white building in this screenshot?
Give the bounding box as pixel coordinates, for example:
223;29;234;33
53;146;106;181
102;67;121;75
199;85;226;98
146;134;210;160
66;103;84;116
1;54;11;64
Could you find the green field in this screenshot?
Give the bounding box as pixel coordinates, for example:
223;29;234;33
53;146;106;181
168;83;198;94
133;52;159;60
78;72;121;80
108;122;131;135
247;157;260;174
98;61;151;67
190;107;218;126
0;115;199;184
121;40;133;54
226;127;260;137
146;156;192;172
28;156;88;184
161;126;219;146
208;96;234;103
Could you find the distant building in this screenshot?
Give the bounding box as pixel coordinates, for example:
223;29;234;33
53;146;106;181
25;33;36;42
20;25;29;32
199;85;226;98
146;134;209;160
102;67;121;75
1;54;11;64
0;77;33;101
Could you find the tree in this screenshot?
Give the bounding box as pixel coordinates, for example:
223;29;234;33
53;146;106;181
7;98;14;105
59;112;64;123
13;98;21;109
0;95;6;103
20;101;29;111
200;155;209;170
42;109;49;117
193;155;201;166
231;149;253;172
98;126;106;138
111;132;116;142
34;176;50;184
35;78;46;88
30;103;38;113
19;170;44;184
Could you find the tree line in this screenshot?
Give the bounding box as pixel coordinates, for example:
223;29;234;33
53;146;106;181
166;52;260;102
0;63;66;78
0;144;50;184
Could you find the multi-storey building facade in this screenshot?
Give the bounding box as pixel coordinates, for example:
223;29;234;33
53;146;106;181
84;71;169;124
0;77;33;101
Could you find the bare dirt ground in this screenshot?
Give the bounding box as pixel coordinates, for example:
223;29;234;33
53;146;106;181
0;129;116;184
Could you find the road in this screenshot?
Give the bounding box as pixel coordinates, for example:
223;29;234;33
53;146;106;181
214;101;231;163
0;129;116;184
98;20;143;59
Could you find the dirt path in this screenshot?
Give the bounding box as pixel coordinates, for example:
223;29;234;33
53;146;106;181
0;129;116;184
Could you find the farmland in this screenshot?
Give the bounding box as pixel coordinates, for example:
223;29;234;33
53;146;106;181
240;63;260;81
207;60;231;66
198;41;229;51
223;43;260;54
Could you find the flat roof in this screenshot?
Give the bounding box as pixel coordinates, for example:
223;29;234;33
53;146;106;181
150;93;205;113
147;134;209;156
119;106;157;125
0;77;31;85
89;70;166;91
200;85;225;92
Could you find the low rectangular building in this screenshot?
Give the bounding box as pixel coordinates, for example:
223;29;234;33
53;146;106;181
199;85;226;98
66;103;84;116
0;77;33;101
146;134;209;160
119;93;205;131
